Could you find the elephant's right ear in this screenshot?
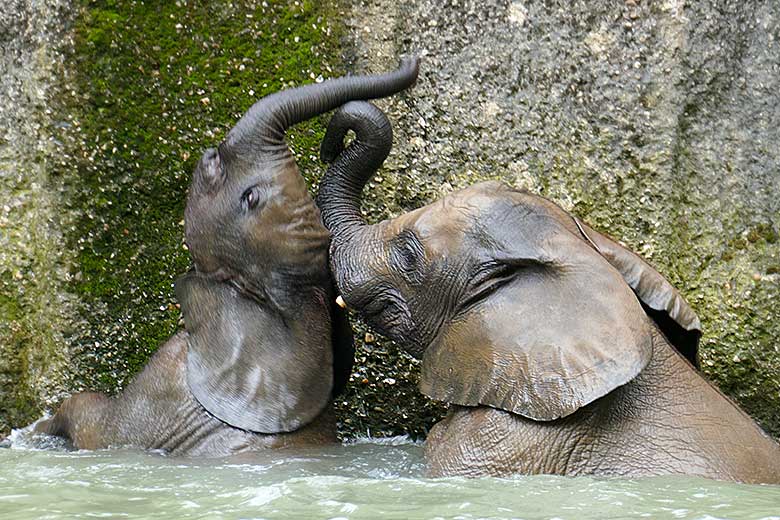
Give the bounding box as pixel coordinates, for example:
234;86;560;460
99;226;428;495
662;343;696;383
419;213;655;421
573;219;701;366
175;272;333;433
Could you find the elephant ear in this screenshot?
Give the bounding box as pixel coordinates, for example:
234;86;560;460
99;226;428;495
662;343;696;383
420;212;655;421
573;219;701;366
175;272;332;433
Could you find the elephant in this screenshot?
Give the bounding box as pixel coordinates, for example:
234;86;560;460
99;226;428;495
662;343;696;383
315;100;780;483
33;58;421;456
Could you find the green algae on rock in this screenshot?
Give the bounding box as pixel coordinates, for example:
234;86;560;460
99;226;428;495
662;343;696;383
2;0;779;443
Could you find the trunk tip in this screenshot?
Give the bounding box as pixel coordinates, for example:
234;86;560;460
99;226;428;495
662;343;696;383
399;54;422;83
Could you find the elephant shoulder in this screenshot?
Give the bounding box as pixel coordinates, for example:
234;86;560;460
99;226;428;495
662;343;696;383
122;330;189;394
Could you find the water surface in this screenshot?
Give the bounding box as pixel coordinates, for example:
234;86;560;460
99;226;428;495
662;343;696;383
2;425;779;520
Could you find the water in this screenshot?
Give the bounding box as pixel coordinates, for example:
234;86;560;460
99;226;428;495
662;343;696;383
1;424;779;519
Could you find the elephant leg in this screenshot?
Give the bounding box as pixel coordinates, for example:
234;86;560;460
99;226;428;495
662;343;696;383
34;392;111;450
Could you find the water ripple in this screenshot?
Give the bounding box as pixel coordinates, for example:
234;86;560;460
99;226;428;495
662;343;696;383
2;431;779;519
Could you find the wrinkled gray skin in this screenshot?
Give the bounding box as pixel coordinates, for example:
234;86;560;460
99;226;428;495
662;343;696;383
36;332;339;454
34;59;421;455
316;101;780;483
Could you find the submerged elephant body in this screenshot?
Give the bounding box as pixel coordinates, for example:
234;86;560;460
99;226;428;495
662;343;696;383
36;59;421;454
425;327;780;483
40;332;337;455
316;100;780;483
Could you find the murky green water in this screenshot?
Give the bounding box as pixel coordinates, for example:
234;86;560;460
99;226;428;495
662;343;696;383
1;424;779;519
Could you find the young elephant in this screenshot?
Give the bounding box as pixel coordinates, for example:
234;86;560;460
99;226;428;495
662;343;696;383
316;101;780;483
35;58;421;455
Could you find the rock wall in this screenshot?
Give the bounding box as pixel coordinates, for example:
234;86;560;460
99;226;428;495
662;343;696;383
0;0;76;434
1;0;778;440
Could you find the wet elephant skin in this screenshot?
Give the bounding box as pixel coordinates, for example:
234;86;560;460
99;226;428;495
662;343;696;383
38;332;338;454
425;327;780;483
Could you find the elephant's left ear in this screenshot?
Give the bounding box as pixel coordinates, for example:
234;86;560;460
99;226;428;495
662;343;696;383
175;272;333;433
574;219;701;366
419;215;657;422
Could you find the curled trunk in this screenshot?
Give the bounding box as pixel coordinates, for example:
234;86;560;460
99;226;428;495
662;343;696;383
316;101;396;240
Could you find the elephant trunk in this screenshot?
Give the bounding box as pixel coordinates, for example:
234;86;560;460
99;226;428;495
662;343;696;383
316;101;395;241
225;57;419;158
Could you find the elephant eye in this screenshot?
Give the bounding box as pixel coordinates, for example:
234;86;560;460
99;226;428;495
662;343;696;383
241;186;262;211
390;230;426;284
362;288;411;334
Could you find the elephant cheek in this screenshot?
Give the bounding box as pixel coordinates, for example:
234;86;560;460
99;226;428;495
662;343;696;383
398;328;426;359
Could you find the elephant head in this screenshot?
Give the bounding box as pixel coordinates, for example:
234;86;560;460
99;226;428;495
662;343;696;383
316;101;702;422
174;58;421;433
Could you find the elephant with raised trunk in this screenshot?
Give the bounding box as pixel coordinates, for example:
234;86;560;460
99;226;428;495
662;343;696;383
316;100;780;483
34;58;420;455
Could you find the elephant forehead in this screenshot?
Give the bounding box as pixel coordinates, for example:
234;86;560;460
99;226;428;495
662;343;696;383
388;188;493;240
251;186;327;242
392;185;555;254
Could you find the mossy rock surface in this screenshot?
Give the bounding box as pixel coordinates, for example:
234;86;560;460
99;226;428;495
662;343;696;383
1;0;779;441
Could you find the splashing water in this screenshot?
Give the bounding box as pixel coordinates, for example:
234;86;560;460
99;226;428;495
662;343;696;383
2;421;779;520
